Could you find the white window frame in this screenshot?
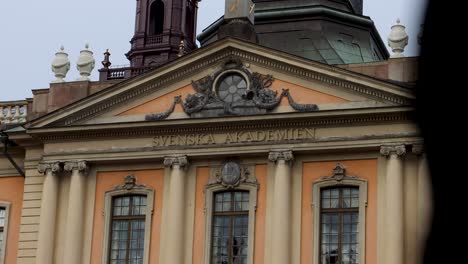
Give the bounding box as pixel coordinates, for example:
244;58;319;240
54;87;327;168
101;176;154;264
0;202;11;264
312;164;368;264
204;164;258;264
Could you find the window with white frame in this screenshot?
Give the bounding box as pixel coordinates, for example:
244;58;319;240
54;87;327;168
0;203;10;264
101;175;154;264
312;164;368;264
204;162;258;264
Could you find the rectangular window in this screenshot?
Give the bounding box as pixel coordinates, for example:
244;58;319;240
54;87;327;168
320;187;359;264
0;207;4;259
211;191;249;264
109;195;147;264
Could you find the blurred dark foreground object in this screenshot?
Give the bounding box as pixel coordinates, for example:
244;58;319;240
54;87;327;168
416;1;464;264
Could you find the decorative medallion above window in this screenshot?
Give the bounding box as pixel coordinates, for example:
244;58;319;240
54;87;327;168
145;59;319;120
208;160;257;189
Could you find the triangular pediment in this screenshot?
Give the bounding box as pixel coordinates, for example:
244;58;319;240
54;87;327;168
27;38;415;129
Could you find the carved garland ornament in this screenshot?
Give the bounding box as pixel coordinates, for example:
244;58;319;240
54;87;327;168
146;59;318;120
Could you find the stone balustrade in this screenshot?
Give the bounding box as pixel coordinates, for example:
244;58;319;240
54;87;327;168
0;101;28;124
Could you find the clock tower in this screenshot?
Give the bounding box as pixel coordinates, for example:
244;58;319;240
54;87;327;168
126;0;200;68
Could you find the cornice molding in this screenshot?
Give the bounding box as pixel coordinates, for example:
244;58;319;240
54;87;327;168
31;111;412;142
37;45;413;128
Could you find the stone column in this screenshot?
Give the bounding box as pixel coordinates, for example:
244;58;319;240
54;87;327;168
62;161;88;264
162;155;189;263
36;162;62;264
412;144;432;262
380;145;406;264
268;150;294;264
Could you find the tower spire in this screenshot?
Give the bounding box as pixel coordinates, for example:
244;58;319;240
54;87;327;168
126;0;199;68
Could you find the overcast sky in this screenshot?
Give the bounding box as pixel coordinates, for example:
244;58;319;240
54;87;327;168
0;0;427;101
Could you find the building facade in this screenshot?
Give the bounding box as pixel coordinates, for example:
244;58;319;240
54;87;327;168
0;1;430;264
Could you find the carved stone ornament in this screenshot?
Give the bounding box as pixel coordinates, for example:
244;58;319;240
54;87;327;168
164;155;189;169
268;150;294;163
112;174;146;191
145;59;318;120
380;145;406;157
318;163;359;183
64;160;88;173
37;162;62;174
209;161;257;189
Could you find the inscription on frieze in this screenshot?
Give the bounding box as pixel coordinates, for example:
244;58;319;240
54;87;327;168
152;128;315;147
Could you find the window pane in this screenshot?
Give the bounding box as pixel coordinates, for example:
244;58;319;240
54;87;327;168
211;192;250;263
320;187;359;264
0;230;3;257
0;208;5;227
110;196;147;263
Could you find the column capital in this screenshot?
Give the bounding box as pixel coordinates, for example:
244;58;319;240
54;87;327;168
412;144;425;155
64;160;88;173
38;162;62;174
269;150;294;163
164;155;189;168
380;145;406;157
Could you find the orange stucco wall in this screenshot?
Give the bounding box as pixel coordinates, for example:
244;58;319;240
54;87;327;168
301;159;378;264
0;176;24;264
192;165;267;264
119;84;194;116
192;167;210;264
253;164;267;264
118;78;348;116
90;170;164;264
270;79;348;106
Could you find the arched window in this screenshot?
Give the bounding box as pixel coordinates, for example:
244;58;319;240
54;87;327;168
149;0;164;35
185;5;194;41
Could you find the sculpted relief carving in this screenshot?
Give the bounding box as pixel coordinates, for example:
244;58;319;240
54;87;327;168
208;160;257;189
146;59;318;120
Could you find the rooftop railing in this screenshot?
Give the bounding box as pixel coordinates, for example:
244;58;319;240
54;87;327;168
0;101;28;125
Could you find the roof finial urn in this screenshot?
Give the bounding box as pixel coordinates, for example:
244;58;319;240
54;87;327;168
178;40;185;57
101;49;111;69
388;18;409;58
51;45;70;83
76;43;95;81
